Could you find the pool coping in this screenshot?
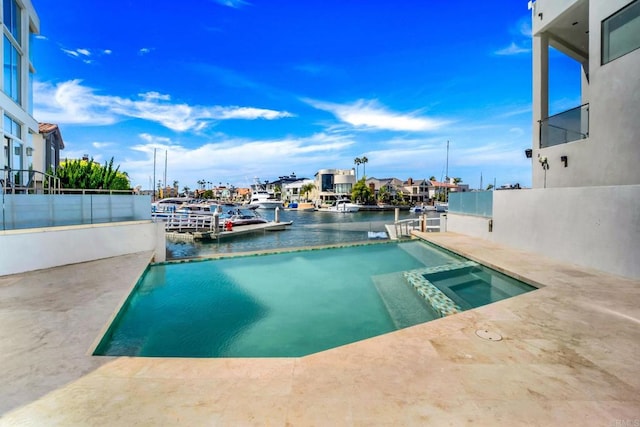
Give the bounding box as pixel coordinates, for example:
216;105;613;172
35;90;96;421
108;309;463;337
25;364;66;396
2;233;639;424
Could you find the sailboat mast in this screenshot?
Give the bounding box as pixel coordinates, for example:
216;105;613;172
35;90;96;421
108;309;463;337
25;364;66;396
164;150;168;191
153;148;157;201
445;140;449;202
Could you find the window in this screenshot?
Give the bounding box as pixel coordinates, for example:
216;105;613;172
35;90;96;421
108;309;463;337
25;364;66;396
4;114;21;138
3;35;21;103
602;0;640;64
3;0;21;43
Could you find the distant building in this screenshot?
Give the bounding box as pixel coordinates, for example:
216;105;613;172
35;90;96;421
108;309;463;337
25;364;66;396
1;0;40;190
314;168;356;205
30;123;64;189
403;178;431;203
283;178;314;202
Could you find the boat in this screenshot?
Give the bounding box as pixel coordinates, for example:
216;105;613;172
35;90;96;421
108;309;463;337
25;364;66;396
152;197;193;214
223;208;269;226
435;202;449;212
247;178;284;210
326;198;360;213
284;202;315;212
410;204;436;213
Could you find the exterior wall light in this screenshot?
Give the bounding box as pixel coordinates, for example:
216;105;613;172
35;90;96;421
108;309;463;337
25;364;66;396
525;149;533;158
561;155;568;167
26;147;34;156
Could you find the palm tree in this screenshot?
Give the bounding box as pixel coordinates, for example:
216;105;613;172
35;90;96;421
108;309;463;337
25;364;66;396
354;157;362;180
361;156;368;178
300;183;315;201
377;185;389;204
182;186;190;196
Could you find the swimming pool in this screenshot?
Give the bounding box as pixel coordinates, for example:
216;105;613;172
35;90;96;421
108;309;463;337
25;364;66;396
94;240;536;358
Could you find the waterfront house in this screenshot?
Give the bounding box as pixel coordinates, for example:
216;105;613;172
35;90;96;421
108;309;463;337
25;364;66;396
1;0;40;191
313;168;356;205
446;0;640;279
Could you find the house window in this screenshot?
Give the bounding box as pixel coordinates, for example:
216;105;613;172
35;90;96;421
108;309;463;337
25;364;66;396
3;35;21;103
602;0;640;64
3;0;21;43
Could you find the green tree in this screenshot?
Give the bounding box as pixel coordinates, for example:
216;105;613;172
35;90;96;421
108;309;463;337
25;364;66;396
361;156;368;177
453;177;463;184
55;157;130;190
300;183;315;201
351;177;373;204
354;157;362;179
377;185;389;203
486;184;494;191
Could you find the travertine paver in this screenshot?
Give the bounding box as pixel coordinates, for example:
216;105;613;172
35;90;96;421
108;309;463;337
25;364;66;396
1;233;639;426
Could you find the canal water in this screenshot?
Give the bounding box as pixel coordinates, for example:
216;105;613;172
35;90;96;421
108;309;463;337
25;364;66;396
166;209;440;259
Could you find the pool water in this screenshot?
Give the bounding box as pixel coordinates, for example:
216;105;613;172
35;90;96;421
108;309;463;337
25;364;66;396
94;241;536;358
423;265;536;311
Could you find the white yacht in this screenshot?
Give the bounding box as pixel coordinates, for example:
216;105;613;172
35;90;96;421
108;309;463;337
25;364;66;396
326;198;360;213
247;179;283;210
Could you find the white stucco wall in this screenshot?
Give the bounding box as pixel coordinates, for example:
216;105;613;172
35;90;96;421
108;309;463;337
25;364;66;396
532;0;640;189
447;186;640;279
0;221;165;276
443;214;493;241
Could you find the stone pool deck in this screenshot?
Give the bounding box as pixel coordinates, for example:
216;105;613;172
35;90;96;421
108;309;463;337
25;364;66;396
1;232;639;425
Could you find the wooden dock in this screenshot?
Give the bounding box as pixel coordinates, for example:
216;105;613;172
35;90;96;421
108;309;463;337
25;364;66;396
166;220;293;241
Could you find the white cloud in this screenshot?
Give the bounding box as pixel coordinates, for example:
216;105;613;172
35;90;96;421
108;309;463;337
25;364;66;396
519;20;532;37
139;47;154;55
306;99;449;132
92;142;114;149
494;42;531;56
122;132;354;187
34;80;294;132
213;0;250;8
60;47;112;63
214;106;293;120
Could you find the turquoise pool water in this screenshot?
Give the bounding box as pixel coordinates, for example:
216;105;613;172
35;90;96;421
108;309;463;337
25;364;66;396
94;241;536;358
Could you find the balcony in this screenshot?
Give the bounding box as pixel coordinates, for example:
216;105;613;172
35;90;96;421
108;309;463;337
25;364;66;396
539;103;589;148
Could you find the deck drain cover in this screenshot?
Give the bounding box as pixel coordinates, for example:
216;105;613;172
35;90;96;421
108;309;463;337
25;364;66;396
475;329;502;341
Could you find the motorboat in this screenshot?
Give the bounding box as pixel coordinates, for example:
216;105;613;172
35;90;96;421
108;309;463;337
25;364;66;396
284;202;315;212
326;198;360;213
410;204;436;213
152;197;193;214
222;208;268;226
247;179;284;209
435;202;449;212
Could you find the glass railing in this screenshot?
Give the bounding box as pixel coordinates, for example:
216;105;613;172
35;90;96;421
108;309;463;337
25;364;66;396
1;168;61;194
539;103;589;148
1;193;151;231
448;191;493;217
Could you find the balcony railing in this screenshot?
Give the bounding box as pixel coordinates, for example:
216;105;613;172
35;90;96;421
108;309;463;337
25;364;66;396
1;168;61;194
539;103;589;148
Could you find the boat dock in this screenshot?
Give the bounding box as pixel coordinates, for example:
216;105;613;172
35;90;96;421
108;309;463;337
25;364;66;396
159;212;292;241
385;216;441;240
166;220;292;241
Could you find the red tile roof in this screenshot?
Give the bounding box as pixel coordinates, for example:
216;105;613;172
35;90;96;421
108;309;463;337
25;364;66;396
38;123;65;149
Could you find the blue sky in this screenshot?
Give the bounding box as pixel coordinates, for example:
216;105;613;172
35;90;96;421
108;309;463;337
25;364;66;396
31;0;579;191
